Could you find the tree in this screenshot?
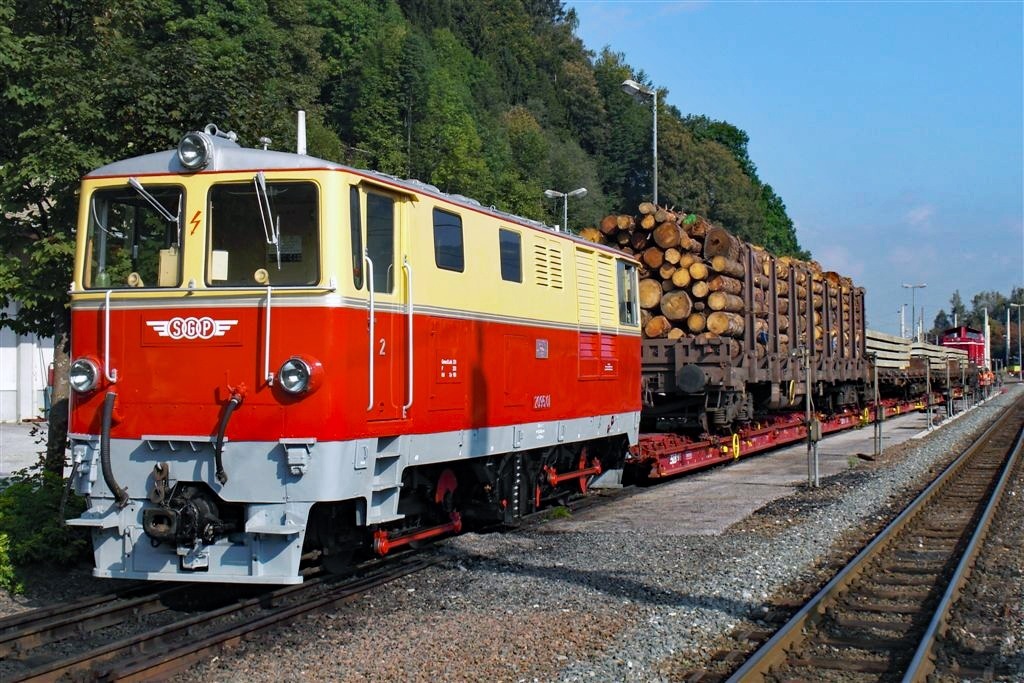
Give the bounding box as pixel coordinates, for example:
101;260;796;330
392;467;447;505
1;0;324;474
948;290;969;326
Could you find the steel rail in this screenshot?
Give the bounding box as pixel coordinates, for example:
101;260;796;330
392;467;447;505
0;584;182;659
726;396;1023;682
902;422;1023;681
103;557;436;682
0;583;161;633
9;557;434;683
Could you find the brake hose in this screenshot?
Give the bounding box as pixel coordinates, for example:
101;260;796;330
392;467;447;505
213;392;243;485
100;391;130;508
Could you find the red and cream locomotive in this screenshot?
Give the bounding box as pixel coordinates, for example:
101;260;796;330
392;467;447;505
66;124;642;583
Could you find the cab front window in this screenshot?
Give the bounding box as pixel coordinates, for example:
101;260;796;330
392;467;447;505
207;180;319;287
84;184;183;289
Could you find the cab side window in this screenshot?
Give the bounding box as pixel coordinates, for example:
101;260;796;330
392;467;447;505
433;209;464;272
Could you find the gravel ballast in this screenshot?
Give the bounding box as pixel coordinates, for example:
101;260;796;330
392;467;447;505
180;386;1022;681
3;387;1021;681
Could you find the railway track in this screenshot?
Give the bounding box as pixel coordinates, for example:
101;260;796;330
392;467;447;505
0;555;435;682
726;396;1023;682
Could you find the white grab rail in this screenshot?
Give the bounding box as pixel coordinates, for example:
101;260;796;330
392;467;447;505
402;256;413;417
365;252;375;411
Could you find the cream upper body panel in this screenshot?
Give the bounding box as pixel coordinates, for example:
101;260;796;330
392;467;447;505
73;133;639;332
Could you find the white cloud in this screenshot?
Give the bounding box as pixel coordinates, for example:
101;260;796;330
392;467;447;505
904;204;935;229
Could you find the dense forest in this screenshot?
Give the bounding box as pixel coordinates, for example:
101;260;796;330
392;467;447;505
0;0;806;335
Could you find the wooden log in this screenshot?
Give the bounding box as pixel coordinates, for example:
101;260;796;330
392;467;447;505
661;279;675;292
708;274;742;295
778;315;790;332
686;216;710;239
630;231;650;251
644;315;672;338
664;247;682;265
616;231;632;245
639;278;663;309
680;233;701;253
703;225;741;261
639;213;657;230
638;201;657;215
660;290;692;321
707;311;744;337
691;281;709;299
642;246;665;269
678;253;697;269
578;227;604;244
688;261;709;281
616;214;635;231
620;246;635;255
710;255;746;279
776;280;790;296
599;215;619;235
671;267;691;288
640;309;652;328
654;207;676;223
708;291;744;312
653;222;682;249
687;312;707;333
666;327;685;341
658;263;677;280
692;301;706;312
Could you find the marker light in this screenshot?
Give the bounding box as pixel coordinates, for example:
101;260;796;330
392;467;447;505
177;132;213;170
69;358;100;393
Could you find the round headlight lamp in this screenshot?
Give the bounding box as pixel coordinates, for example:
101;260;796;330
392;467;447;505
177;132;213;170
279;357;319;394
69;358;99;393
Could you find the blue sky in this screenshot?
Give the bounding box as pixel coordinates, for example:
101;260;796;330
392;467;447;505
570;0;1024;336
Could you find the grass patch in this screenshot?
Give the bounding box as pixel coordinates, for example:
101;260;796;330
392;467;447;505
546;505;572;520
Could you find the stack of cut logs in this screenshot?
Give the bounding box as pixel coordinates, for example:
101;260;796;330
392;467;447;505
580;202;857;358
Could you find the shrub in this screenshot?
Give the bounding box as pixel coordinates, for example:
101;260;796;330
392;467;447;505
0;465;89;593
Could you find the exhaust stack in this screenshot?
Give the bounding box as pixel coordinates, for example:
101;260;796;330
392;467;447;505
297;110;307;155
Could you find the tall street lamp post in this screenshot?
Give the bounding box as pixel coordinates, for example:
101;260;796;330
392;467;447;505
543;187;587;232
902;283;926;340
1011;302;1023;380
620;79;658;206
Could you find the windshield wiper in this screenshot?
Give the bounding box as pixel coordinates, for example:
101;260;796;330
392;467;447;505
129;177;182;246
128;178;179;225
254;171;281;269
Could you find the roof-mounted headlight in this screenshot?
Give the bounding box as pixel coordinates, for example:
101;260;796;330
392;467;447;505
177;132;213;170
69;358;99;393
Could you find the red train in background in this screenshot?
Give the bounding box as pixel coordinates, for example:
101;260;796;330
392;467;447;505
939;325;986;367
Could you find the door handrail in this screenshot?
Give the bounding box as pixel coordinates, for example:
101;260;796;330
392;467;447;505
365;252;375;411
402;256;413;417
103;290;118;383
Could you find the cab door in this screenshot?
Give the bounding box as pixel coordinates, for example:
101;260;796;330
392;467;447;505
357;185;410;422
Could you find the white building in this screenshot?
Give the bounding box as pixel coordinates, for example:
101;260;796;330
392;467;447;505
0;303;54;422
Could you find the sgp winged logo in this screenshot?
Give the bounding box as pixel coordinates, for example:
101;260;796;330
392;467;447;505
147;316;238;341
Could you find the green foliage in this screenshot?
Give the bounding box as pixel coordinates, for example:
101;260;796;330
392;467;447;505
0;468;88;593
546;505;572;520
1;0;807;333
